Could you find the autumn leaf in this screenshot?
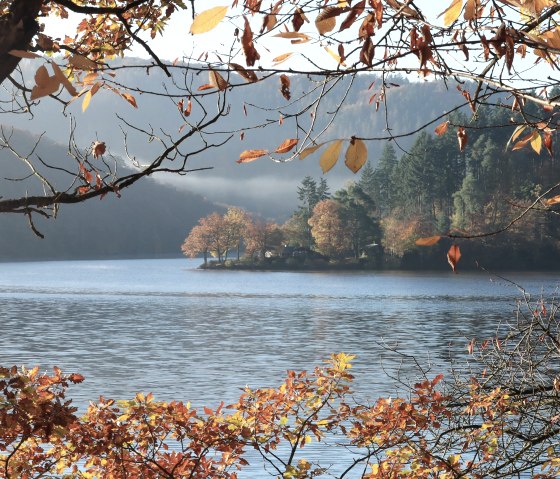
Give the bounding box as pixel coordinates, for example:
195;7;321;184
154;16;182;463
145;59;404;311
209;69;228;91
229;63;258;83
237;149;269;163
464;0;478;20
344;138;367;173
242;16;260;67
51;62;78;97
273;32;312;43
315;7;339;35
434;120;450;136
320;140;344;173
92;141;106;158
190;6;228;34
447;244;461;272
299;143;324;160
544;195;560;206
275;138;299;154
415;236;442;246
512;130;537;151
280;74;291;100
8;50;41;59
457;127;468;151
69;54;98;71
507;125;526;148
439;0;463;26
530;131;542;154
544;130;553;156
121;93;138;108
272;53;294;65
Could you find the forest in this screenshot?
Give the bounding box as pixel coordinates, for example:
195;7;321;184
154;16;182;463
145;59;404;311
183;100;560;271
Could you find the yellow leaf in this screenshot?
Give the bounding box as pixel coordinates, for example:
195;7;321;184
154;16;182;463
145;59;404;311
190;6;228;34
439;0;463;26
531;131;542;154
415;236;441;246
273;32;311;42
344;138;367;173
82;90;92;112
324;46;345;66
319;140;344;173
299;143;324;160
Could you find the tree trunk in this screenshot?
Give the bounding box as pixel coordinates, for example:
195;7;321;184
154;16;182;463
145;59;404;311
0;0;43;85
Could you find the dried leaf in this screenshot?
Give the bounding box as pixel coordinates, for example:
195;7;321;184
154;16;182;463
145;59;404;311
9;49;41;59
457;127;468;151
544;194;560;206
273;32;311;42
439;0;463;26
31;74;60;100
416;236;442;246
344;138;367;173
319;139;344;173
242;16;260;67
512;130;537;151
34;65;50;87
315;7;338;35
209;69;228;91
51;61;78;96
190;6;228;34
324;46;345;65
464;0;477;20
92;141;106;158
299;143;324;160
447;244;461;272
340;0;365;32
544;130;553;156
121;93;138;108
280;74;291;100
275;138;299;154
237;149;269;163
434;120;450;136
360;37;375;67
229;63;258;83
69;54;98;71
507;125;526;148
272;53;294;65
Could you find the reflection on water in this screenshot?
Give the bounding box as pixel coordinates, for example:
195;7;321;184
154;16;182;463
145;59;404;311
0;258;558;410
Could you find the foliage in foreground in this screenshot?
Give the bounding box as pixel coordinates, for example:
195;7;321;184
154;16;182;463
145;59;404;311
2;295;560;479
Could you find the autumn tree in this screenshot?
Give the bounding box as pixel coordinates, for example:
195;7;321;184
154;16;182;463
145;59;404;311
243;217;284;260
181;212;229;264
223;207;251;261
308;199;351;258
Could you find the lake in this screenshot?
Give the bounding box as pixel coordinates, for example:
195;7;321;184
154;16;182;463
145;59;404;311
1;258;558;410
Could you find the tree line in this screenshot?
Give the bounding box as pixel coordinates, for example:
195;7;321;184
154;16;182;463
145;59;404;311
183;100;560;270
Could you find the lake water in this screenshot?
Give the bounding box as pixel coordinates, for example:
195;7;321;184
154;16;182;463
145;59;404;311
1;258;558;409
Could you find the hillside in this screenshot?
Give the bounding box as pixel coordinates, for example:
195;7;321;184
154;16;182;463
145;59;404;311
3;60;468;218
0;129;222;261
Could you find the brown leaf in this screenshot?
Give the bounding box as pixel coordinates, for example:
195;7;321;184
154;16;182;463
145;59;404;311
275;138;299;154
457;127;468;151
209;69;228;91
340;0;365;32
360;37;375;67
237;149;269;163
69;54;98;71
315;7;339;35
92;141;106;158
31;74;60;100
280;74;291;100
464;0;478;20
273;32;311;42
121;93;138;108
319;140;344;173
416;236;442;246
292;7;308;31
229;63;258;83
447;244;461;272
512;130;537;151
544;129;553;156
344;138;368;173
434;120;450;136
34;65;50;88
8;49;41;59
242;16;260;67
51;62;78;96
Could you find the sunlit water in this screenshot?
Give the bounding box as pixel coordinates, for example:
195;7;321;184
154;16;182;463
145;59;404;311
0;259;558;476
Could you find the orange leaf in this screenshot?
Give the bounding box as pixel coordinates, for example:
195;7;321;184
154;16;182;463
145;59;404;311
121;93;138;108
237;149;269;163
415;236;441;246
299;143;324;160
457;127;468;151
275;138;299;154
544;194;560;206
434;120;449;136
272;53;293;65
447;244;461;272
